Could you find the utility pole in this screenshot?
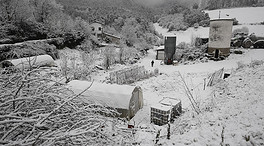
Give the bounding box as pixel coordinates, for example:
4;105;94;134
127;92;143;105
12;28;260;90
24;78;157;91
219;10;221;19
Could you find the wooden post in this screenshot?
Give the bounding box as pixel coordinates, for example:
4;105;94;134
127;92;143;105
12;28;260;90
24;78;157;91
203;78;206;90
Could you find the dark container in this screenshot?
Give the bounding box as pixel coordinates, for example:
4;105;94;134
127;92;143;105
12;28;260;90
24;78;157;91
164;36;176;65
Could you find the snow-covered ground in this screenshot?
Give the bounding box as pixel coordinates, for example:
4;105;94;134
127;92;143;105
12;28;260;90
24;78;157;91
117;7;264;145
205;7;264;24
126;48;264;145
53;7;264;145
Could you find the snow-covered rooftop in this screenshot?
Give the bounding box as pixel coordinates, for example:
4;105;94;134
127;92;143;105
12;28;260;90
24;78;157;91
159;97;181;106
151;104;171;111
3;55;55;69
67;80;138;109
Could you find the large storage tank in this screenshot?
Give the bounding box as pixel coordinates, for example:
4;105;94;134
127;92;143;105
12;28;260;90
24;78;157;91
208;19;233;57
164;36;176;64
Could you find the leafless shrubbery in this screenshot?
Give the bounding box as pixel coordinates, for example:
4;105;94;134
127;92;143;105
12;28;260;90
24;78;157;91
0;68;118;145
237;61;247;70
250;60;264;68
237;60;264;70
103;47;138;70
178;73;201;115
119;47;138;65
103;47;116;70
60;50;96;83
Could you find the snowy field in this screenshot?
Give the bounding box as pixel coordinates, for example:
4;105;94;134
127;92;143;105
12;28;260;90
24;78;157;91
56;7;264;145
88;47;264;145
205;7;264;24
154;7;264;45
109;7;264;145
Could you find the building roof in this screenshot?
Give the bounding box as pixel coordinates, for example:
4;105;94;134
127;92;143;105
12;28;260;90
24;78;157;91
104;32;121;39
210;18;234;22
159;97;181;106
151;104;171;111
164;35;177;37
155;46;164;51
67;80;138;109
1;55;55;69
90;20;104;25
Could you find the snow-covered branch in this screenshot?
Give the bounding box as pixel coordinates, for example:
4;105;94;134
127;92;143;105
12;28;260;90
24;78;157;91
0;67;121;145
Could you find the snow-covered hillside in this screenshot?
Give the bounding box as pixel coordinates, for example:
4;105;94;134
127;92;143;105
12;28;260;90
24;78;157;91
154;7;264;45
125;7;264;145
205;7;264;24
157;62;264;145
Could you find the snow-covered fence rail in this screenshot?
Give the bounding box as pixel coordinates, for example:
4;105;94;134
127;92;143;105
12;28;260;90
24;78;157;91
207;68;224;86
109;65;158;84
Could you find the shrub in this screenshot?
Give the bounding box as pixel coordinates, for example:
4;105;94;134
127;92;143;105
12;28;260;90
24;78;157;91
233;18;239;25
0;68;118;145
250;60;264;68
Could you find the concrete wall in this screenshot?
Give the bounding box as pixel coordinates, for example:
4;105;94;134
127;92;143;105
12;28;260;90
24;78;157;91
91;22;103;37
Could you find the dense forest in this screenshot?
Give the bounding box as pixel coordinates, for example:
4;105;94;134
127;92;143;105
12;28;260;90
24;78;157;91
1;0;263;49
201;0;264;10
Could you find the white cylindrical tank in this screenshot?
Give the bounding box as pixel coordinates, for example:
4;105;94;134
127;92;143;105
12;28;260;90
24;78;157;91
208;19;233;57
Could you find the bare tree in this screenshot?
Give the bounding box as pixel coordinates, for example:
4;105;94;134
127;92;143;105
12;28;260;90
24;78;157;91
178;72;201;115
0;67;120;145
103;47;116;70
29;0;63;23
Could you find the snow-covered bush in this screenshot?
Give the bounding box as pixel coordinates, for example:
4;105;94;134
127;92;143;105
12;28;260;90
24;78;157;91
237;61;248;70
0;67;118;145
103;47;117;70
250;60;264;68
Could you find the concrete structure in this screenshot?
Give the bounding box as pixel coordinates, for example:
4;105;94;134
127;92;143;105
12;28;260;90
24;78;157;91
208;19;233;57
68;80;143;119
91;22;103;39
164;36;176;64
90;22;121;45
155;46;165;60
151;97;182;126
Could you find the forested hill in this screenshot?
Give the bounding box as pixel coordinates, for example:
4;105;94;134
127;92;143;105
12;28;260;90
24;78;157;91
56;0;156;23
201;0;264;10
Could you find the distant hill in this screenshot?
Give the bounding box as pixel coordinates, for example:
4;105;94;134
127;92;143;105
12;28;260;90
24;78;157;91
201;0;264;10
56;0;156;22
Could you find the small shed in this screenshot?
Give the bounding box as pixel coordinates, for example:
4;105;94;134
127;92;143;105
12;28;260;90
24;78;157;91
208;19;233;57
0;55;56;69
155;46;165;60
67;80;143;119
151;97;182;126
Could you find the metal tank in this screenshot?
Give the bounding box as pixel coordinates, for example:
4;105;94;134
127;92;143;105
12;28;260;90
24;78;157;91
164;35;176;64
208;19;233;58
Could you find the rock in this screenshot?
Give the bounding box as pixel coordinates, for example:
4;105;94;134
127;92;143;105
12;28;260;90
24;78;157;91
233;50;243;54
253;40;264;48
